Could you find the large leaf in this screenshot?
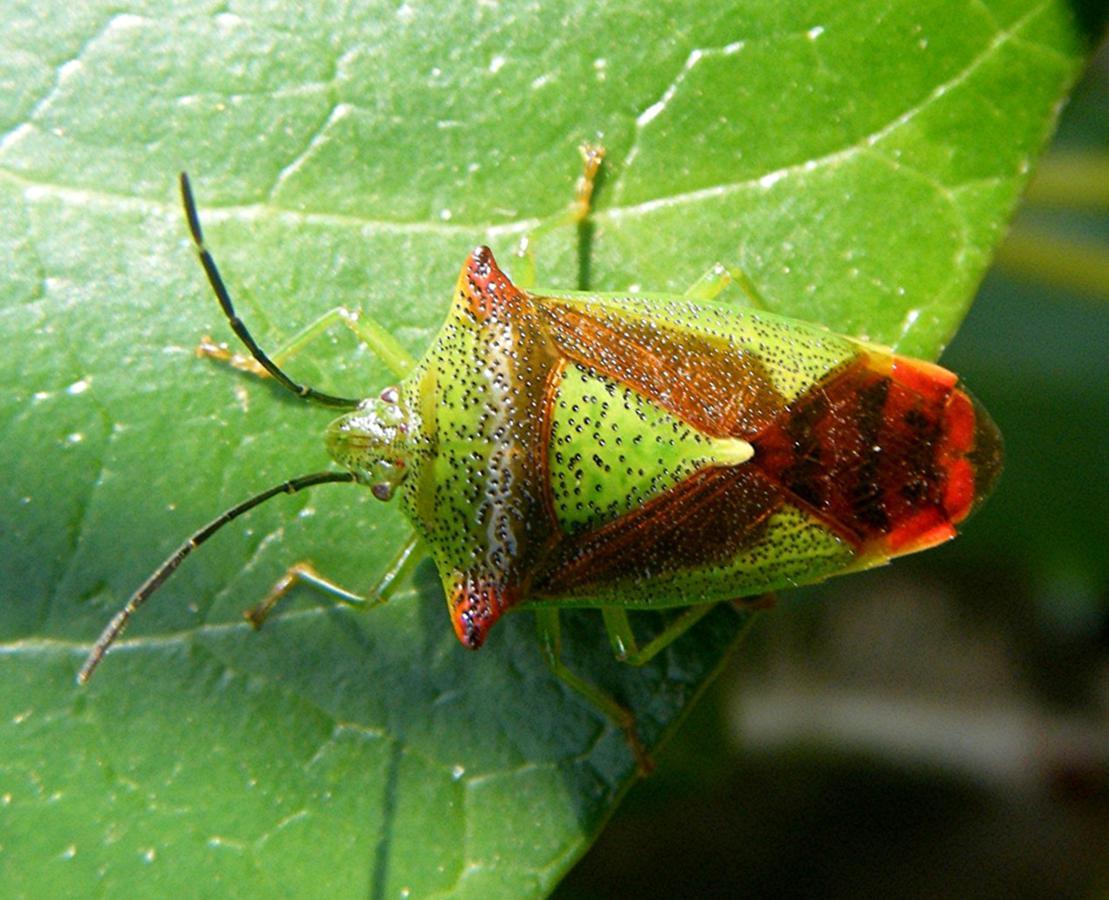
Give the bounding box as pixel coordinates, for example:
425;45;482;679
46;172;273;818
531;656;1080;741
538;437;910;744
0;1;1093;895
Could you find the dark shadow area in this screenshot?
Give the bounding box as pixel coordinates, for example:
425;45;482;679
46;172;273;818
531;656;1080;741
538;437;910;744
556;745;1108;899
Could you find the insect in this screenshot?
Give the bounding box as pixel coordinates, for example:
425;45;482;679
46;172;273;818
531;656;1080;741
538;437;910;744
79;147;1002;768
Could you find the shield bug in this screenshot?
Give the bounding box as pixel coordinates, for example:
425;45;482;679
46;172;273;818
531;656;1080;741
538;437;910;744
79;148;1002;768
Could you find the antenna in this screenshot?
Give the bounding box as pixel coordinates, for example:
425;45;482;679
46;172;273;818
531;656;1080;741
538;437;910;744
77;470;357;684
180;172;361;409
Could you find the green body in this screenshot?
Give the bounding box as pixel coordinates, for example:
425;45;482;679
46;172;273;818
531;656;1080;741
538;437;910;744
325;247;1000;650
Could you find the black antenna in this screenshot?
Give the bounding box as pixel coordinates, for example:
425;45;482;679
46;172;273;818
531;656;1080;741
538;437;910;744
77;470;357;684
180;173;361;410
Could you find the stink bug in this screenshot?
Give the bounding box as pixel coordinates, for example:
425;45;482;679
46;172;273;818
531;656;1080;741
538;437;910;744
79;148;1002;767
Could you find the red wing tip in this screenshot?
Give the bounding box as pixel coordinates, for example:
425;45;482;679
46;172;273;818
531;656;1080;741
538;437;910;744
885;511;957;555
943;458;977;524
890;356;958;404
942;387;1003;524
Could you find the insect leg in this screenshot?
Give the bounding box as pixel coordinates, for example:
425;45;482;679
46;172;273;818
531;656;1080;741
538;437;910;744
601;605;718;667
535;607;653;774
682;264;733;301
601;607;638;660
683;264;768;309
727;266;769;309
199;305;416;382
514;143;604;289
244;532;422;628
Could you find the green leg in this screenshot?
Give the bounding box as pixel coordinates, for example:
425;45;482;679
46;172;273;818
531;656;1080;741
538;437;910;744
682;263;768;310
602;604;718;667
683;264;733;301
199;306;417;382
244;532;422;628
601;607;638;660
514;143;605;289
535;607;653;774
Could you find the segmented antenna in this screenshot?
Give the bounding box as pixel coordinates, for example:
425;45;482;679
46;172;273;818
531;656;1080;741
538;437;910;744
179;172;361;410
78;470;357;684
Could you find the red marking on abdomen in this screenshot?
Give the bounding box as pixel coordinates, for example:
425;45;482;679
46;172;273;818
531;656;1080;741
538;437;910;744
754;352;998;559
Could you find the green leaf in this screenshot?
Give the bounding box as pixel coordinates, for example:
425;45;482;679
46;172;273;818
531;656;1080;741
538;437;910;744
0;1;1094;895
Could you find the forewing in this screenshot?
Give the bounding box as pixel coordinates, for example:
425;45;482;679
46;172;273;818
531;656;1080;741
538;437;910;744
536;296;790;438
534;464;783;595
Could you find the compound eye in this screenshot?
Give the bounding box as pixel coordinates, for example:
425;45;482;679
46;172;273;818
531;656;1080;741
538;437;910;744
371;482;395;501
379;386;400;404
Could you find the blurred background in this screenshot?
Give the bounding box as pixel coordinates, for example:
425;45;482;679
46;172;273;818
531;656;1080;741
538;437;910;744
557;42;1108;900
